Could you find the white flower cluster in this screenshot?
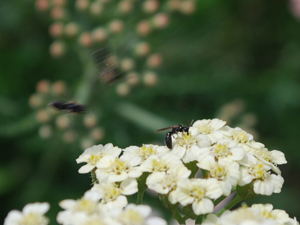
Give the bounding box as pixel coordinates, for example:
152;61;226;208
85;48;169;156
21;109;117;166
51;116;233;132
75;119;287;217
203;203;299;225
57;192;166;225
4;202;50;225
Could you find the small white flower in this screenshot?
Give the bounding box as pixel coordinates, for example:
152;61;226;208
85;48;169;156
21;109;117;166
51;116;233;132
223;127;265;152
146;164;191;202
238;159;284;195
70;214;118;225
91;178;137;210
57;190;102;224
250;204;291;224
251;147;287;175
171;178;223;215
76;143;122;174
122;144;170;165
192;119;226;143
197;158;240;196
138;152;183;173
96;155;142;182
114;204;167;225
172;127;211;163
4;202;50;225
217;204;277;225
197;139;245;164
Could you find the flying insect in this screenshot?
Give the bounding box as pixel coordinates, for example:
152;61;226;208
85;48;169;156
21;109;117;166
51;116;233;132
48;101;86;114
156;120;194;149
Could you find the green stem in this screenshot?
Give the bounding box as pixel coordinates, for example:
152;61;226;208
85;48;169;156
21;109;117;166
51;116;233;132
214;195;227;206
0;113;38;137
136;187;145;204
172;207;184;225
216;194;243;216
73;48;98;105
90;169;98;184
115;102;173;132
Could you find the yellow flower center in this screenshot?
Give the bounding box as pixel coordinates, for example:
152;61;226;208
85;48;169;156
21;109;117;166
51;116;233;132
257;148;272;162
119;209;145;225
176;133;197;147
103;185;122;202
152;159;169;172
197;123;213;134
252;164;269;180
232;130;249;143
21;213;48;225
213;143;229;158
190;185;205;201
76;199;98;214
139;145;155;160
111;159;130;175
89;154;103;165
210;165;226;179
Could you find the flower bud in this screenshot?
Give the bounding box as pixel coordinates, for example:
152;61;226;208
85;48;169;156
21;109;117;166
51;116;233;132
135;42;151;56
35;0;49;12
143;71;158;86
49;22;64;38
50;6;66;20
76;0;89;11
29;94;44;108
39;125;52;139
51;80;66;95
49;41;65;58
63;131;76;143
118;0;133;14
143;0;159;13
92;27;107;43
65;22;80;37
36;80;51;94
79;32;93;47
89;2;103;15
137;20;152;36
180;0;196;15
147;53;162;68
56;115;70;130
91;127;104;141
116;83;130;96
84;114;98;128
120;58;135;72
152;13;170;29
109;20;124;34
126;72;139;86
53;0;66;7
36;109;51;123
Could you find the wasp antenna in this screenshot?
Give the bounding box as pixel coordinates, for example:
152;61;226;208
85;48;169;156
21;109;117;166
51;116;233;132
190;119;194;126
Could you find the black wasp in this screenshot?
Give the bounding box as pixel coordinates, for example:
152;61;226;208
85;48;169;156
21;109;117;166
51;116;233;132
48;101;86;114
156;120;194;149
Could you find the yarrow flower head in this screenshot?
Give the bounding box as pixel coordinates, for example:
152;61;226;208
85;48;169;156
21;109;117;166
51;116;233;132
202;203;299;225
4;202;50;225
114;204;167;225
238;156;284;196
76;143;122;173
122;144;170;164
171;178;223;215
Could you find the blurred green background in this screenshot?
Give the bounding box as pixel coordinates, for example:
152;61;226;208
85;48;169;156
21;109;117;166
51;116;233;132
1;0;300;224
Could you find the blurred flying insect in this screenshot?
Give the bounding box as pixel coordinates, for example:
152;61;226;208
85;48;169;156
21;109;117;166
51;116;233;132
48;101;86;114
156;119;194;149
93;46;124;86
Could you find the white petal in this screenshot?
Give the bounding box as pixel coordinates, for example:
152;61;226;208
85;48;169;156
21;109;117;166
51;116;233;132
146;217;167;225
121;178;138;195
192;198;214;215
78;164;94;174
253;180;274;195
